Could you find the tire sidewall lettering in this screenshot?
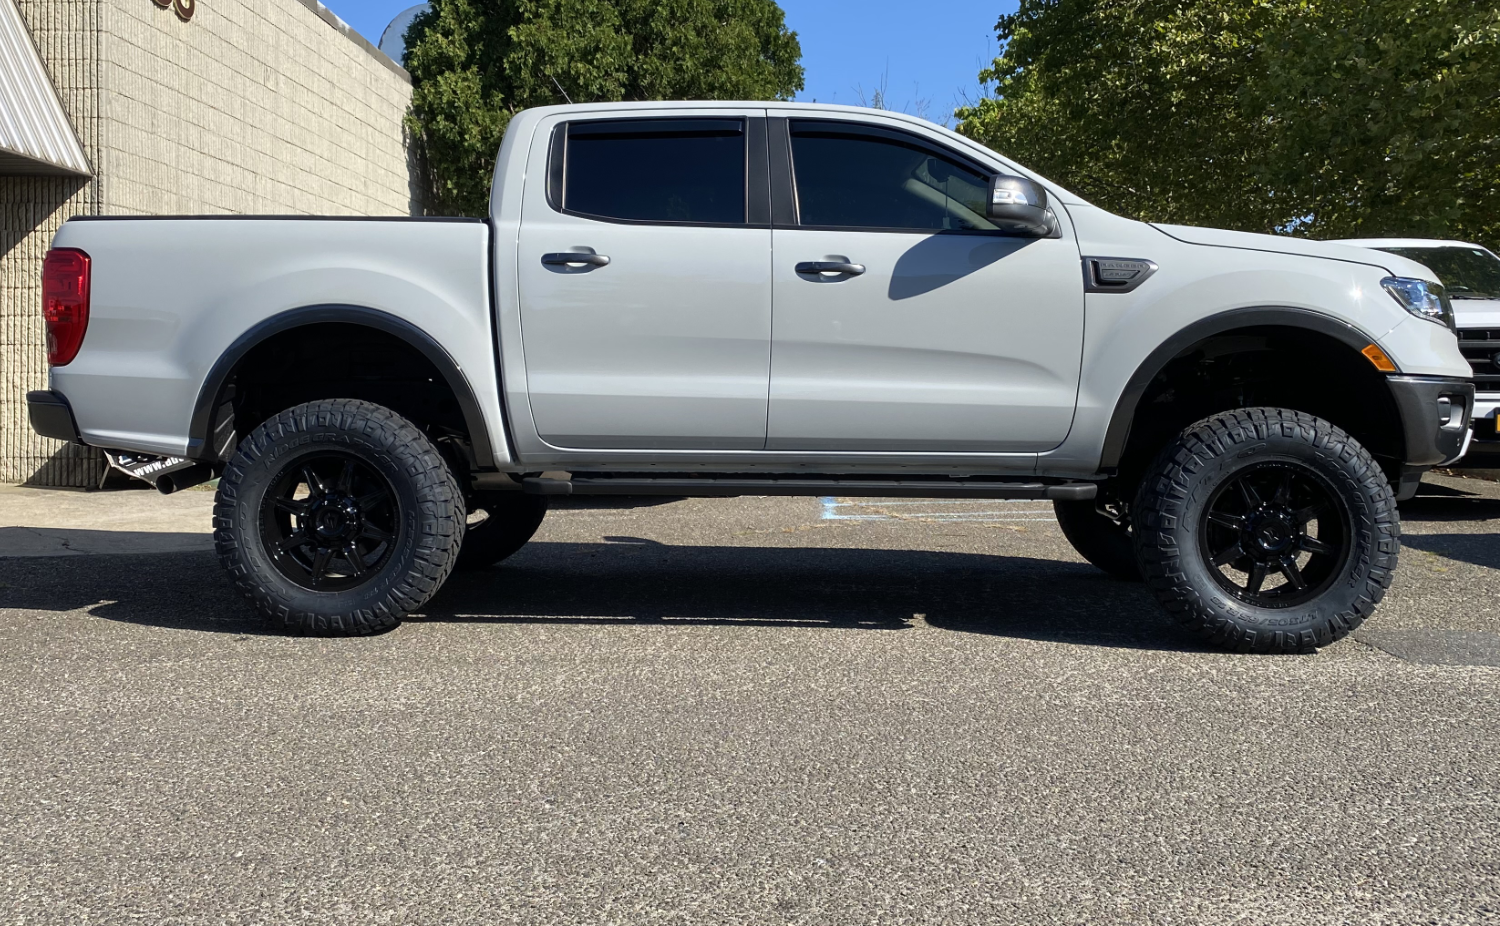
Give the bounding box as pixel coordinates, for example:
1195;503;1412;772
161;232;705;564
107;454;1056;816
212;401;462;633
1136;409;1398;650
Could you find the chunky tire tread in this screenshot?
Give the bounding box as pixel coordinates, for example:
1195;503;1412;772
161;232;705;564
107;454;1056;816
213;399;464;636
1133;407;1399;654
1053;499;1141;582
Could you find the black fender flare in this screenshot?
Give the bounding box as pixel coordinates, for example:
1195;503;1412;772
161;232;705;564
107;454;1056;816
188;304;496;469
1098;306;1393;470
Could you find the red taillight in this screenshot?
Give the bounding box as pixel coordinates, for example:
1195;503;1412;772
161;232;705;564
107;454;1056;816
43;248;91;366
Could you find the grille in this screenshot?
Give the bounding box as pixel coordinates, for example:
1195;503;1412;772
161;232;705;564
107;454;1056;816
1457;329;1500;390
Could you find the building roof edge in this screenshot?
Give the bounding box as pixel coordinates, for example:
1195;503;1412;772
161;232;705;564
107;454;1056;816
0;0;92;175
294;0;412;84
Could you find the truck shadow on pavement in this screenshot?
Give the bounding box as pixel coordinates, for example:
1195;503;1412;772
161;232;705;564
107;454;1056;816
428;542;1202;650
0;526;212;558
0;542;1206;651
1393;482;1500;570
8;475;1500;653
1399;534;1500;571
1399;489;1500;523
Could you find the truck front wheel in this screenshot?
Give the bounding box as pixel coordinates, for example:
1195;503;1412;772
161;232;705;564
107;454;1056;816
214;399;464;635
1133;408;1398;653
457;492;548;570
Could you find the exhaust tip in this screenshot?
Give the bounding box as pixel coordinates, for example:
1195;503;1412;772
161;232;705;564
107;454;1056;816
156;464;214;495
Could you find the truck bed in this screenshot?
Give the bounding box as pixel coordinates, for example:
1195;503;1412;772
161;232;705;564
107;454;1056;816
48;216;503;462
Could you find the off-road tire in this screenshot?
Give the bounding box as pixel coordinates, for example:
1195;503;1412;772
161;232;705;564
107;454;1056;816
214;399;464;635
1133;408;1398;653
1053;499;1141;581
457;492;548;570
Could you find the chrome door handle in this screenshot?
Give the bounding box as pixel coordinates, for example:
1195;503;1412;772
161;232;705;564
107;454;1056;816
542;252;611;267
796;261;865;276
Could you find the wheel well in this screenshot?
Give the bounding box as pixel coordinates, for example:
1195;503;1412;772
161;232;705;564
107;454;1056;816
1111;326;1404;495
214;322;480;472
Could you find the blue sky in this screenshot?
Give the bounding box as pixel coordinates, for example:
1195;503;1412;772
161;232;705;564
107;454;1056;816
323;1;1017;126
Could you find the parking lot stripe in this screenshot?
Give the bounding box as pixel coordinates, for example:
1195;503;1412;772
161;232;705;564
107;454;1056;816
820;497;1058;523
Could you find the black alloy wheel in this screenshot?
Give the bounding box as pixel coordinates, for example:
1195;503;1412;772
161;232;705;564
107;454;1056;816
215;398;464;636
259;452;401;591
1198;462;1352;608
1133;407;1398;653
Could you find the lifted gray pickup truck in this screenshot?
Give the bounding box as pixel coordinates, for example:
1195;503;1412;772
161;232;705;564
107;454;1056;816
29;102;1472;652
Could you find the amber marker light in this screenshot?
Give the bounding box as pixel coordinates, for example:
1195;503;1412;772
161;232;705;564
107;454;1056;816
1362;343;1397;372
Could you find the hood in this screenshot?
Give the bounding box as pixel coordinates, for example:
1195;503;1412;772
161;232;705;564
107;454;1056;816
1450;297;1500;331
1152;223;1431;278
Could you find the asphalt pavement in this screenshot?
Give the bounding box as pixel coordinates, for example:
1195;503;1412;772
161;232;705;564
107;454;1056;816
1;476;1498;925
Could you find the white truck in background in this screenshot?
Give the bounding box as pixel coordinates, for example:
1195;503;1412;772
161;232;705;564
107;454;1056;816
29;102;1472;652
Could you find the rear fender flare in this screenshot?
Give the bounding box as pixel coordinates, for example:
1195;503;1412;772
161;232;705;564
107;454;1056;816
188;304;496;468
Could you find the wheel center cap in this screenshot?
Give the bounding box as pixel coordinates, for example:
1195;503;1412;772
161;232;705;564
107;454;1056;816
311;500;358;539
314;508;344;537
1252;515;1294;553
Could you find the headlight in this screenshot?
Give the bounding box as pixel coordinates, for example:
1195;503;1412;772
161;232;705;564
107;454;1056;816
1382;276;1455;331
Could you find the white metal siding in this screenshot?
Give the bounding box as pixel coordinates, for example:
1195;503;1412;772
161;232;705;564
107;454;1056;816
0;0;89;176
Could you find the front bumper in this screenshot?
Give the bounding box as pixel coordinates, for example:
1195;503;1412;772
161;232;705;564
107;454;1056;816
1388;375;1473;466
1387;376;1473;498
27;390;83;443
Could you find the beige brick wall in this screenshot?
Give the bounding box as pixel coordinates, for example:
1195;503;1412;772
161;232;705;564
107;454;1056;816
102;0;420;216
1;0;421;485
2;0;105;487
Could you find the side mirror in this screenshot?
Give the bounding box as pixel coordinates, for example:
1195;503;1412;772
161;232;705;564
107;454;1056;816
988;175;1052;237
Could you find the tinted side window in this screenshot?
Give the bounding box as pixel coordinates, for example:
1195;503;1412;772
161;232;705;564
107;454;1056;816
564;119;746;225
790;121;997;232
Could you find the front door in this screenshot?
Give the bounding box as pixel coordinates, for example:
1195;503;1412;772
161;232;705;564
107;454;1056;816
768;119;1085;453
517;113;771;450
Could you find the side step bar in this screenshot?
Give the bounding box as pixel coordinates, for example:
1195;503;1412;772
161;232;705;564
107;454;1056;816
522;476;1097;501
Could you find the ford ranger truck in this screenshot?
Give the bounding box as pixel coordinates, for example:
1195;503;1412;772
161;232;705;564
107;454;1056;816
27;102;1472;652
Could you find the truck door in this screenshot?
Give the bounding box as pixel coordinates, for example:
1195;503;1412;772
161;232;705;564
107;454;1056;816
766;118;1084;452
517;112;772;450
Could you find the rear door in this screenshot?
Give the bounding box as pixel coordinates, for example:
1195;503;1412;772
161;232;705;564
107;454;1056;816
767;118;1085;452
516;111;772;450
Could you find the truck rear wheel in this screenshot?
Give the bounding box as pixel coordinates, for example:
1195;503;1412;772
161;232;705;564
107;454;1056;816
457;492;548;570
214;399;464;636
1053;499;1141;581
1133;408;1398;653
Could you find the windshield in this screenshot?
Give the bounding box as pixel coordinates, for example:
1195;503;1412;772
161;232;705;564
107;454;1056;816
1378;246;1500;299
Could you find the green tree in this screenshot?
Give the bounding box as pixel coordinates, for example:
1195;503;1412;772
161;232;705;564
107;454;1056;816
955;1;1500;247
1253;1;1500;244
405;0;805;216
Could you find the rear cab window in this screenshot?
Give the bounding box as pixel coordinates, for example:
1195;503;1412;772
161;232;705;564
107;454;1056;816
550;118;749;226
